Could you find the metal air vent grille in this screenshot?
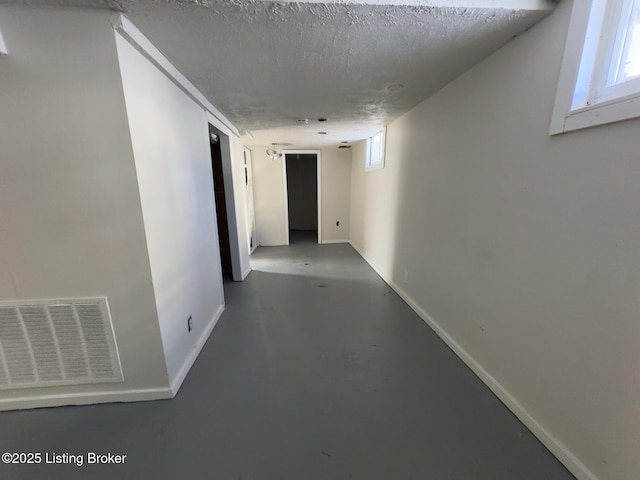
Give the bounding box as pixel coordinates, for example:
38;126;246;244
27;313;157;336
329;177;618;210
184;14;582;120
0;298;123;390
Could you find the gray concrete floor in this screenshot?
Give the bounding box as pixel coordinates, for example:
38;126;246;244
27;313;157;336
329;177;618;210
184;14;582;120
0;234;575;479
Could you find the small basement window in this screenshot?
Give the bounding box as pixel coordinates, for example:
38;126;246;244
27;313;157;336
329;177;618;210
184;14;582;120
365;129;385;171
551;0;640;134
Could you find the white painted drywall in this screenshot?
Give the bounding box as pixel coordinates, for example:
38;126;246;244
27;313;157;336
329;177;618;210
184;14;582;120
244;148;258;253
349;2;640;480
0;6;169;408
116;33;225;392
321;148;352;243
226;134;252;279
251;146;351;246
251;148;289;246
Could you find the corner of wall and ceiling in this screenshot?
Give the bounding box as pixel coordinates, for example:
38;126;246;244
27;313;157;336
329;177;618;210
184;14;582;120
110;12;240;138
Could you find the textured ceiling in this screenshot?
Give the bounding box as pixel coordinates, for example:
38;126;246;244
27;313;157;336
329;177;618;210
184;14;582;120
1;0;556;146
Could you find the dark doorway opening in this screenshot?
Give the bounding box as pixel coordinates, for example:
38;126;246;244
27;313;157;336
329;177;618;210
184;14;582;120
209;126;233;280
285;153;318;244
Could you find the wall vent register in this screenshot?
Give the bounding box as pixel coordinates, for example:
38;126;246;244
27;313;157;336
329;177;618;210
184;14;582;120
0;298;123;390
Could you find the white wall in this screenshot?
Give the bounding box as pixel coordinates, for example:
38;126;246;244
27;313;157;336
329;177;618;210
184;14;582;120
0;6;169;408
251;148;289;246
349;2;640;480
243;148;258;252
227;134;252;279
251;146;351;245
116;34;225;393
321;148;351;243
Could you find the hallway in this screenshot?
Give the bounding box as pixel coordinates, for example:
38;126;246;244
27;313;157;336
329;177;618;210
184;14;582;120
0;240;574;479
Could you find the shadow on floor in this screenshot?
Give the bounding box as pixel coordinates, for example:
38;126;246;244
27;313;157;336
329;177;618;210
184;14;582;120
0;242;576;480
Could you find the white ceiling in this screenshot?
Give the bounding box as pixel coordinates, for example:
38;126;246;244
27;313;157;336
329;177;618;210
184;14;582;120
2;0;556;147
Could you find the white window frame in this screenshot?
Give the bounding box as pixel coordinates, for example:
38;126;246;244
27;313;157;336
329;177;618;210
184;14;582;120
365;128;386;172
550;0;640;134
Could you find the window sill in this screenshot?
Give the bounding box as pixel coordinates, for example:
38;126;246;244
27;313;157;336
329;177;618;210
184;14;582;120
549;0;640;135
365;163;384;172
550;90;640;135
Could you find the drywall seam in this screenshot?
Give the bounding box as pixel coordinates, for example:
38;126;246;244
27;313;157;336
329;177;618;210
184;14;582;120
348;240;599;480
111;13;239;137
0;387;172;412
169;304;225;396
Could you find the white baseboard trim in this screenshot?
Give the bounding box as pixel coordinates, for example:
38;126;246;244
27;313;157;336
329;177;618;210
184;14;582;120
169;304;225;396
348;241;598;480
0;305;226;411
0;387;172;412
321;239;350;244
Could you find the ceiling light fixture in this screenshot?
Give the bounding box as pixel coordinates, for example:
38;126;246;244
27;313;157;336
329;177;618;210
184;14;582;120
318;117;328;122
318;132;327;135
266;149;282;161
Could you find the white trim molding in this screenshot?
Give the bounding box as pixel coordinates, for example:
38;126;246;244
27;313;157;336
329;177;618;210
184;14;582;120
112;13;239;138
282;156;290;246
0;387;172;412
169;304;225;396
551;0;640;134
281;150;323;244
365;128;386;171
349;240;599;480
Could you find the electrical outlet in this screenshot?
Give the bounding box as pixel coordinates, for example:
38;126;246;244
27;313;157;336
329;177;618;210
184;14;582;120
187;315;193;332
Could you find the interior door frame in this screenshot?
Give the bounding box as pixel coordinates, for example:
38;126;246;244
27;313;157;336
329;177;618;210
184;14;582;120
281;149;322;245
207;115;247;281
243;147;257;254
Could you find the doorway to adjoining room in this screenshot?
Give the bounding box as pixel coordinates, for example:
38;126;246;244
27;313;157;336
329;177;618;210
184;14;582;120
284;152;319;244
209;126;233;280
